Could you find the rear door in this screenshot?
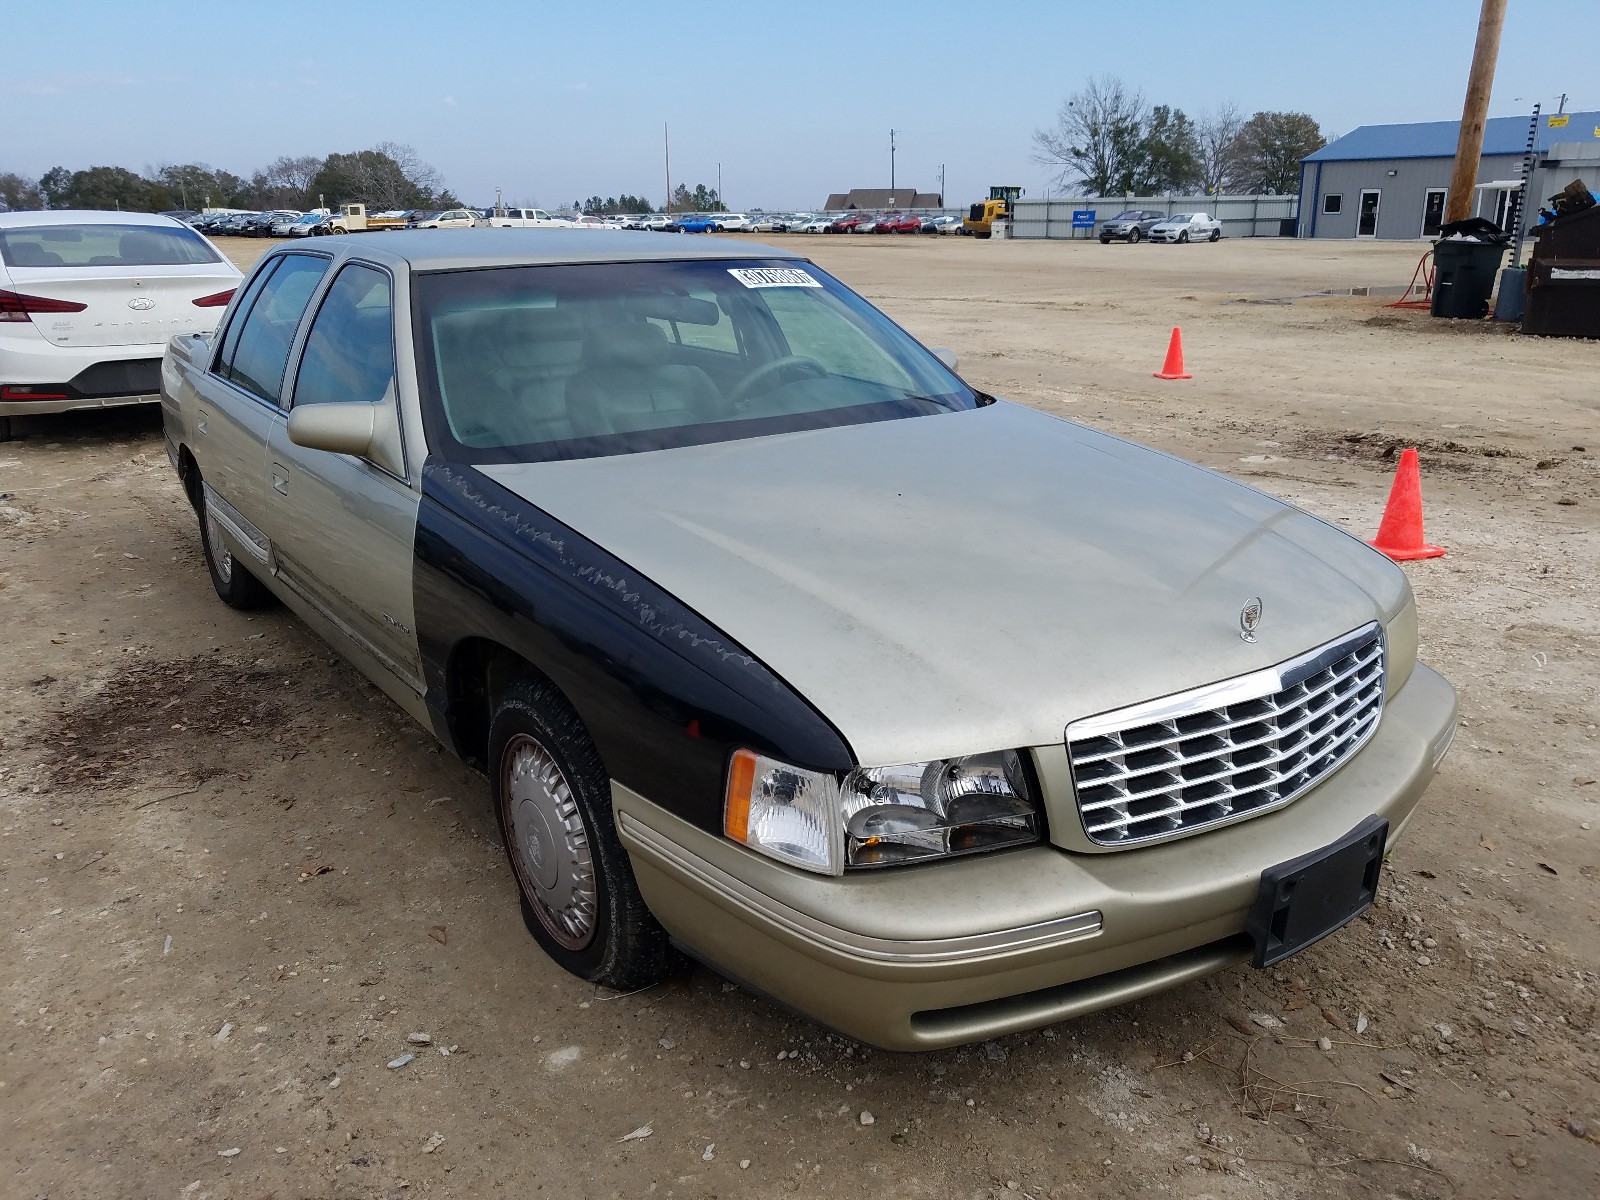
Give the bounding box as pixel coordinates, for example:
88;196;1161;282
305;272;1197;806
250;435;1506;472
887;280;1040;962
189;252;331;569
263;260;425;710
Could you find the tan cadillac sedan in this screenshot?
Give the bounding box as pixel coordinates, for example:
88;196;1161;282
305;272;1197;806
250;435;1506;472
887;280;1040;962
160;230;1457;1050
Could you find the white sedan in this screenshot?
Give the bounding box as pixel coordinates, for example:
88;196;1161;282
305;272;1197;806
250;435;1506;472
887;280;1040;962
0;210;240;441
1147;212;1222;244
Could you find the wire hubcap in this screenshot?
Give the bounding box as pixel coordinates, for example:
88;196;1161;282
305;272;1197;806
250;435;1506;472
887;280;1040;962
503;733;597;951
205;509;233;583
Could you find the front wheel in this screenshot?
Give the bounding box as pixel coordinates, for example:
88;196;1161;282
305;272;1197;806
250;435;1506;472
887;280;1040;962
1099;236;1111;245
490;678;679;990
1178;230;1190;244
1127;229;1142;244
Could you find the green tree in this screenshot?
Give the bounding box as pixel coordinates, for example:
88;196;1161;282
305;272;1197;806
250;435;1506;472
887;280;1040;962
1032;76;1147;196
0;172;43;212
1132;106;1201;194
1226;112;1325;195
48;166;152;211
309;143;451;210
38;166;74;209
153;163;247;210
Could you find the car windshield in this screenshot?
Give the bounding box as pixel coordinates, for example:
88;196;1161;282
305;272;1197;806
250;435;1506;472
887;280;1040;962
415;257;978;464
0;223;222;268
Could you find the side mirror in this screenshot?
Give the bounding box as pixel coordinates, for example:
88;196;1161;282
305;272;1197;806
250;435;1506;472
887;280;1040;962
286;400;405;476
931;347;959;373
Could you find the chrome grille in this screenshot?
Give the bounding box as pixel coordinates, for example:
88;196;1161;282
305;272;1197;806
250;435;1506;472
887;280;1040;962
1067;624;1385;847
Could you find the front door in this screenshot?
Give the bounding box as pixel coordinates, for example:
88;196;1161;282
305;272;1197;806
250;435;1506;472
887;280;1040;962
263;260;426;717
1421;189;1447;238
1357;190;1381;237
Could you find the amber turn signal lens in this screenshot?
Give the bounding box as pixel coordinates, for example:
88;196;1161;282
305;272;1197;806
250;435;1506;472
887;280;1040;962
724;748;757;843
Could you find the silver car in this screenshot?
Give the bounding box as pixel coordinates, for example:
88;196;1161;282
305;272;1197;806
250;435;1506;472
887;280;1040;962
160;232;1456;1050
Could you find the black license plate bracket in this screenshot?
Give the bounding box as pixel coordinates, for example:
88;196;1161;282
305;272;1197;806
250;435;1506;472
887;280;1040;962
1246;815;1388;968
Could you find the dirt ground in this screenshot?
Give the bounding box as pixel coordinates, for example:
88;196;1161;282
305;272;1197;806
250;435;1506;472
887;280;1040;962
2;232;1597;1200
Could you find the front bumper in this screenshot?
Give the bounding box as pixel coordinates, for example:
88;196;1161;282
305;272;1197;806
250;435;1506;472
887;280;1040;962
616;662;1456;1051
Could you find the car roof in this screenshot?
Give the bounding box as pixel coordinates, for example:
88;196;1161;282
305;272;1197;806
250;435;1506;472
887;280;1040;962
271;227;803;272
0;209;189;230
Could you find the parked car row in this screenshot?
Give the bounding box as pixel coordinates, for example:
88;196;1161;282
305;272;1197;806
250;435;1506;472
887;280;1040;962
1100;209;1223;244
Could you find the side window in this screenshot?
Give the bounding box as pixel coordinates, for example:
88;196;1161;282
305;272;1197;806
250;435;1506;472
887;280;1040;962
220;255;330;405
1323;194;1343;215
212;259;279;376
291;264;396;410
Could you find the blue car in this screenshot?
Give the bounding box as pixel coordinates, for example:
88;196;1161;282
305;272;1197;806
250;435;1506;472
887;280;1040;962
673;214;719;233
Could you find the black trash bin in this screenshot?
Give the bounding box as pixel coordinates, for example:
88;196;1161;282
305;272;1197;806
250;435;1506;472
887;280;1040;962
1432;240;1506;318
1432;218;1508;319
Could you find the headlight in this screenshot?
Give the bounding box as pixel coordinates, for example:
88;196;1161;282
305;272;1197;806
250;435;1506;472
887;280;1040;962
724;749;1042;876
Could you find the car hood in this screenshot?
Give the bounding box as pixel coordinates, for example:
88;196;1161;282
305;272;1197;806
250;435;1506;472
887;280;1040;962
479;402;1408;766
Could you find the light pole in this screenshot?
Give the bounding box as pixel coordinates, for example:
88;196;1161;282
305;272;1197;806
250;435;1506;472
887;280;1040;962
889;129;897;192
717;162;722;210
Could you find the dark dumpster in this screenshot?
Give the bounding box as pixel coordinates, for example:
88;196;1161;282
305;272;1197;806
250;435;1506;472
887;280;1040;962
1523;183;1600;339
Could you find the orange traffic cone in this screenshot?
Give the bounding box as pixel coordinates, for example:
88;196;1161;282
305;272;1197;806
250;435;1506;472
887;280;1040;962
1369;448;1445;561
1153;327;1191;379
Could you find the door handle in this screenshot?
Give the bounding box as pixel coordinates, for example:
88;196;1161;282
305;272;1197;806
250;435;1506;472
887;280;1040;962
272;465;288;496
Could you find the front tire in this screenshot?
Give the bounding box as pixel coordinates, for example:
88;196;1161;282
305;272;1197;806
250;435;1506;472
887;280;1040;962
490;678;679;991
197;485;274;609
1099;236;1111;245
1128;228;1142;244
1178;230;1190;244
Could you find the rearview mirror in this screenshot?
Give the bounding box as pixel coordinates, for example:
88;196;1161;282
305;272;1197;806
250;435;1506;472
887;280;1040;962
287;400;405;476
931;347;959;372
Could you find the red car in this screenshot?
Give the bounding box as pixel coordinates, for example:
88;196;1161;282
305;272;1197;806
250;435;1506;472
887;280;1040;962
827;213;873;233
886;213;924;233
870;212;905;233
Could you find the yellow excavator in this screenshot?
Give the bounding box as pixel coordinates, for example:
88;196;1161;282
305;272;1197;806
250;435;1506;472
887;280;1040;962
963;186;1024;238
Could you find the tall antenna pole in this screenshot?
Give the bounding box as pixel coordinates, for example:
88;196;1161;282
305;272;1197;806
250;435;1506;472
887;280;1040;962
717;162;722;209
938;163;945;207
889;129;897;192
664;123;672;214
1445;0;1508;224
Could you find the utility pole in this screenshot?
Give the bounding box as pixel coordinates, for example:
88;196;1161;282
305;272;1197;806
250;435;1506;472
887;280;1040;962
889;129;897;192
938;163;945;207
1445;0;1508;224
717;162;722;210
664;123;672;214
1558;92;1568;114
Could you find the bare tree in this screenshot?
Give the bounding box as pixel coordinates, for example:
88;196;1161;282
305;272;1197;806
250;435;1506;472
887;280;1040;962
0;171;44;212
1032;76;1147;196
374;142;445;205
1195;102;1244;195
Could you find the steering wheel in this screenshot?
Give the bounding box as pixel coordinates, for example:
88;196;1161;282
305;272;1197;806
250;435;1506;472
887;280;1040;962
729;355;829;408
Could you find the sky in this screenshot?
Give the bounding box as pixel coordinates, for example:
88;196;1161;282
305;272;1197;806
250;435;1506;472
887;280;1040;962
9;0;1597;211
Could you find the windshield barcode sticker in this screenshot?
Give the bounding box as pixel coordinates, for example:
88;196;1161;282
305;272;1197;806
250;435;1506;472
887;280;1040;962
727;267;821;289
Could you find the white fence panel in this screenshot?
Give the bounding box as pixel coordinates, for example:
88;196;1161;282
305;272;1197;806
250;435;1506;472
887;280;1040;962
1011;196;1299;240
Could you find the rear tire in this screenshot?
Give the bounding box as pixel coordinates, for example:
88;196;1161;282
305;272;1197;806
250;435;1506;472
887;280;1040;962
490;678;679;991
197;485;274;609
0;416;14;443
1209;229;1221;242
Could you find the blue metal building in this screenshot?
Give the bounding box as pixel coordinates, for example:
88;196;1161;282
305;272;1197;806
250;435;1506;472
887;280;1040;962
1298;111;1600;240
